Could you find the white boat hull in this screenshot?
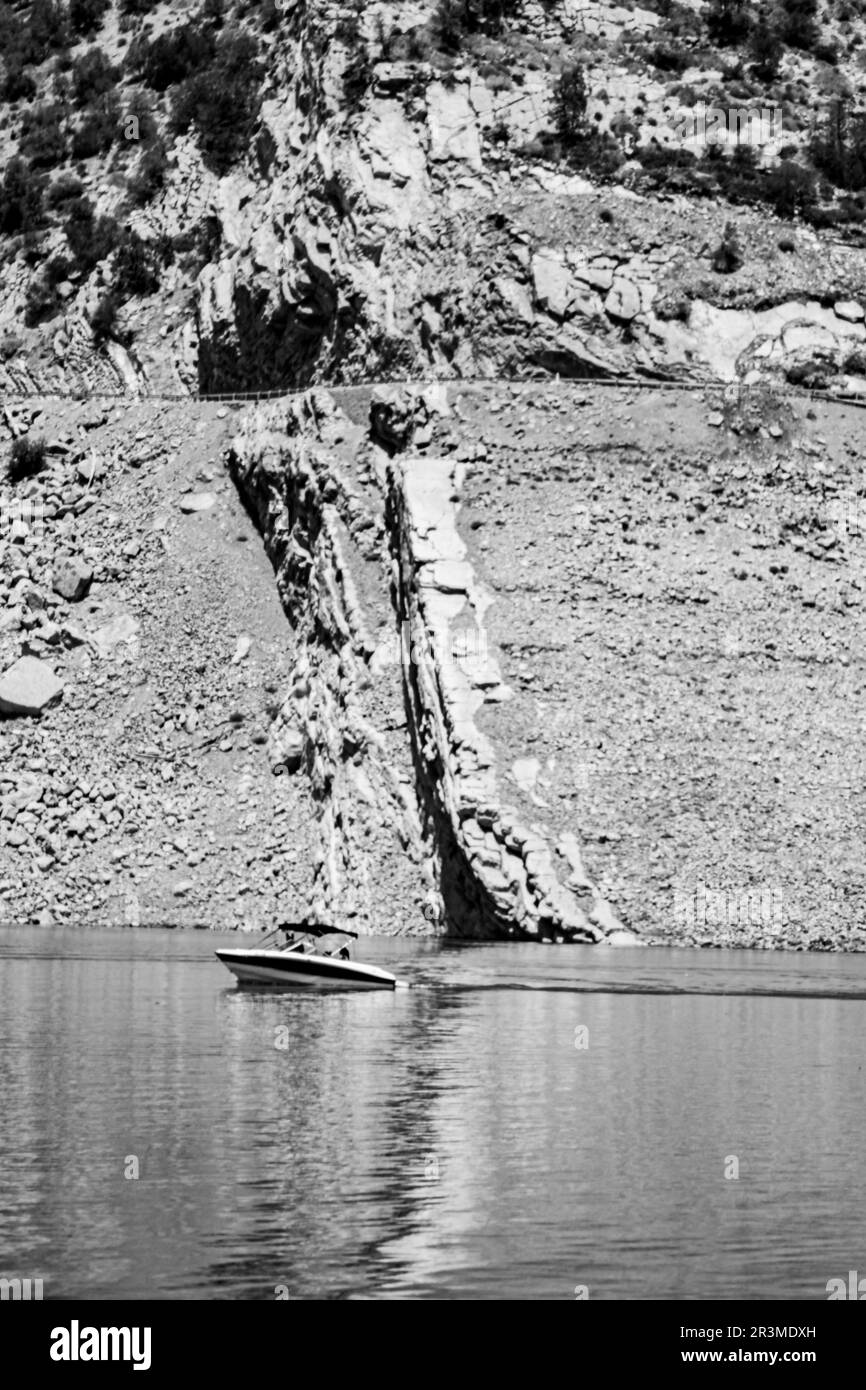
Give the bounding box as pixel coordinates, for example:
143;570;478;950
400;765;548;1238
215;947;397;991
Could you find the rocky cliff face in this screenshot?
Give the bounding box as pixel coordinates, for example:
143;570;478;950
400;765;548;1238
3;0;866;945
3;0;866;399
194;1;866;396
221;370;866;950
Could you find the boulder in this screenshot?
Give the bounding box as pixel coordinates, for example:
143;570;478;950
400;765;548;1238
179;492;217;513
53;557;93;603
532;253;574;319
834;300;865;324
427;81;483;169
0;656;64;717
605;276;642;322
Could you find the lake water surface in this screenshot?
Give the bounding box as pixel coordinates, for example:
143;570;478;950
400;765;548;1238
1;927;865;1300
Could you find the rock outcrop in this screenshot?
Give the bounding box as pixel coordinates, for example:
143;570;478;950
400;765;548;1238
229;383;626;939
0;657;63;717
188;3;866;399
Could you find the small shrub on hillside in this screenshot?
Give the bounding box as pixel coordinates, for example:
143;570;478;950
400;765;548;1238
64;196;120;272
126;140;169;204
567;127;624;176
651;42;691;73
29;0;70;52
19;104;67;169
553;62;589;146
706;0;750;45
432;0;462;50
8;437;48;481
46;172;84;208
0;157;46;232
70;0;111;35
764;159;817;217
21;227;47;264
806;199;866;228
91;290;121;343
657;291;692;322
778;0;819;50
433;0;514;48
24;273;61;326
130;22;217;91
749;12;783;78
712;220;744;272
811;100;866;191
4;65;37;101
72;47;119;105
814;40;839;65
71;92;120;158
170;212;220;272
0;0;66;101
704;142;761;203
636;143;696;172
171;29;262;173
0;5;26;63
45;253;73;286
113;230;159;297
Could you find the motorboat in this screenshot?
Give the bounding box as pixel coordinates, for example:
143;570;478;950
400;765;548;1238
215;923;398;991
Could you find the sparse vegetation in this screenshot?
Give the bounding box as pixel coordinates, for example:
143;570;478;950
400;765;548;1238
0;157;45;232
811;100;866;190
19;104;67;169
90;290;121;343
170;29;262;173
553;62;589;146
764;158;817;217
71;48;119;106
128;21;217;92
46;172;84;209
69;0;111;36
71;92;121;158
433;0;516;50
64;196;120;274
113;230;159;298
651;42;691;74
749;12;783;78
779;0;819;51
126;140;169;204
706;0;750;46
712;220;744;272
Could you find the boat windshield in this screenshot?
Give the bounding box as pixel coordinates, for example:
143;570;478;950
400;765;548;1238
256;923;359;953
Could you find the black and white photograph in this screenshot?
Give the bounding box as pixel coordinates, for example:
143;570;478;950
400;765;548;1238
1;0;865;1346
